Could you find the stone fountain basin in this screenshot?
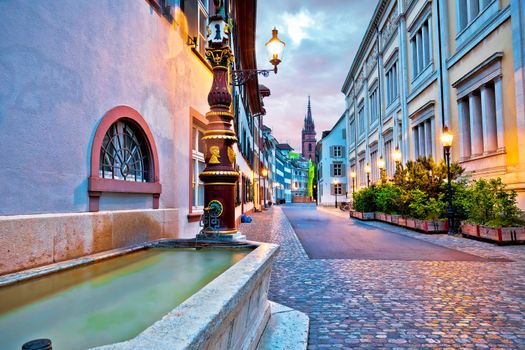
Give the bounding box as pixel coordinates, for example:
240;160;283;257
0;239;279;350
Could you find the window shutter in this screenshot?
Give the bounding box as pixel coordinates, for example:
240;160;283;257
330;146;334;157
330;164;334;177
341;146;345;157
342;129;346;139
341;166;346;178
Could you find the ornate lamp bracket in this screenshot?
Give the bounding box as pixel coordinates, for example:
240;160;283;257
230;68;275;86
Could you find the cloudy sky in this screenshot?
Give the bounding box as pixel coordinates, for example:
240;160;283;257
255;0;376;150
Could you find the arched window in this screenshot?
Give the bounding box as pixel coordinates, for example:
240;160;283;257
88;106;161;211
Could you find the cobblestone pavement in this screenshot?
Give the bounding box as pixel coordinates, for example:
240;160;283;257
241;205;525;349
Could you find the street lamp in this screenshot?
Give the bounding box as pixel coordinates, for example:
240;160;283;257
441;126;454;234
350;169;356;193
199;3;285;237
377;156;385;183
261;168;268;209
392;146;402;173
231;27;285;85
364;163;371;187
333;179;339;208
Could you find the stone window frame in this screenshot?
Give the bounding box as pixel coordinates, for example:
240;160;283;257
452;52;505;161
188;107;208;222
408;3;434;84
368;79;380;127
409;101;436;160
88;106;161;212
456;0;500;48
384;50;400;108
382;127;394;177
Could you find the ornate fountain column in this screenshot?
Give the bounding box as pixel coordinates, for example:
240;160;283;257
199;13;240;236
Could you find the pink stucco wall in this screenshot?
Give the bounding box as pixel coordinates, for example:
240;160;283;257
0;1;212;237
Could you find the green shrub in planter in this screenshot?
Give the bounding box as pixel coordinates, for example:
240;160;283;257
374;184;403;214
353;186;378;213
464;178;524;227
408;189;446;220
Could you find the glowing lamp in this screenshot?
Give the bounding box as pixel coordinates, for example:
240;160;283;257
350;170;357;178
392;147;402;163
364;163;371;174
265;27;285;73
377;156;385;169
261;168;268;177
441;126;453;149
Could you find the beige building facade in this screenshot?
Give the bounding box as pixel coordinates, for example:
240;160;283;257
342;0;525;207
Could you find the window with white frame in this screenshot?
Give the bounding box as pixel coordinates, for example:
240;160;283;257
331;162;344;177
358;104;365;137
410;14;432;79
192;126;205;209
453;53;504;159
331;145;344;158
386;60;399;105
331;183;344;195
197;0;209;56
457;0;494;32
369;87;379;124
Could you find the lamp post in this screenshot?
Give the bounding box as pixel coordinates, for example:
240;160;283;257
261;168;268;209
377;156;385;183
350;170;356;193
441;126;454;234
333;179;339;208
364;163;371;187
199;4;284;236
392;146;402;174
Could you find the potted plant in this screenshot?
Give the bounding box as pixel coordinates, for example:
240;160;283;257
407;190;447;233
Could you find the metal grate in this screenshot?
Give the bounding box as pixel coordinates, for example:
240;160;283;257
99;121;149;182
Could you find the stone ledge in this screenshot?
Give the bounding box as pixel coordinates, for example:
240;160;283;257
256;301;309;350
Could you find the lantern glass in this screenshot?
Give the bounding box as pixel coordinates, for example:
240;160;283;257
377;157;385;169
350;170;356;178
441;126;453;148
392;147;402;163
261;168;268;177
265;27;285;67
364;163;371;174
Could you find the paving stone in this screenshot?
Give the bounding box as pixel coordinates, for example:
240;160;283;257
242;205;525;349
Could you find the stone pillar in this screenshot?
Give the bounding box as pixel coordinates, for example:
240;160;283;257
419;124;425;157
481;84;497;153
469;92;483;156
413;127;419;158
425;120;432;158
199;14;239;236
458;98;472;159
494;77;505;150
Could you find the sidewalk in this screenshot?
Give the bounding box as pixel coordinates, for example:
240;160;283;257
242;206;525;349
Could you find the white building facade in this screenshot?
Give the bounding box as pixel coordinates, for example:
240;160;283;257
342;0;525;207
317;114;348;206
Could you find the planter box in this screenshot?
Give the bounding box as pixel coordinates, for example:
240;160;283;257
390;214;401;225
375;212;386;221
461;223;480;237
385;214;392;223
406;218;417;229
350;210;375;220
417;219;448;233
479;225;525;242
398;217;407;227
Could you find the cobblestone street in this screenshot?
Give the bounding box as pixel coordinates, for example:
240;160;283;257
241;205;525;349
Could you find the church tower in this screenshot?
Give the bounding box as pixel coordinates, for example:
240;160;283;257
302;96;317;162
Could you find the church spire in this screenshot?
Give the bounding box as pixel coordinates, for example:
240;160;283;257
303;96;315;132
301;96;317;162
